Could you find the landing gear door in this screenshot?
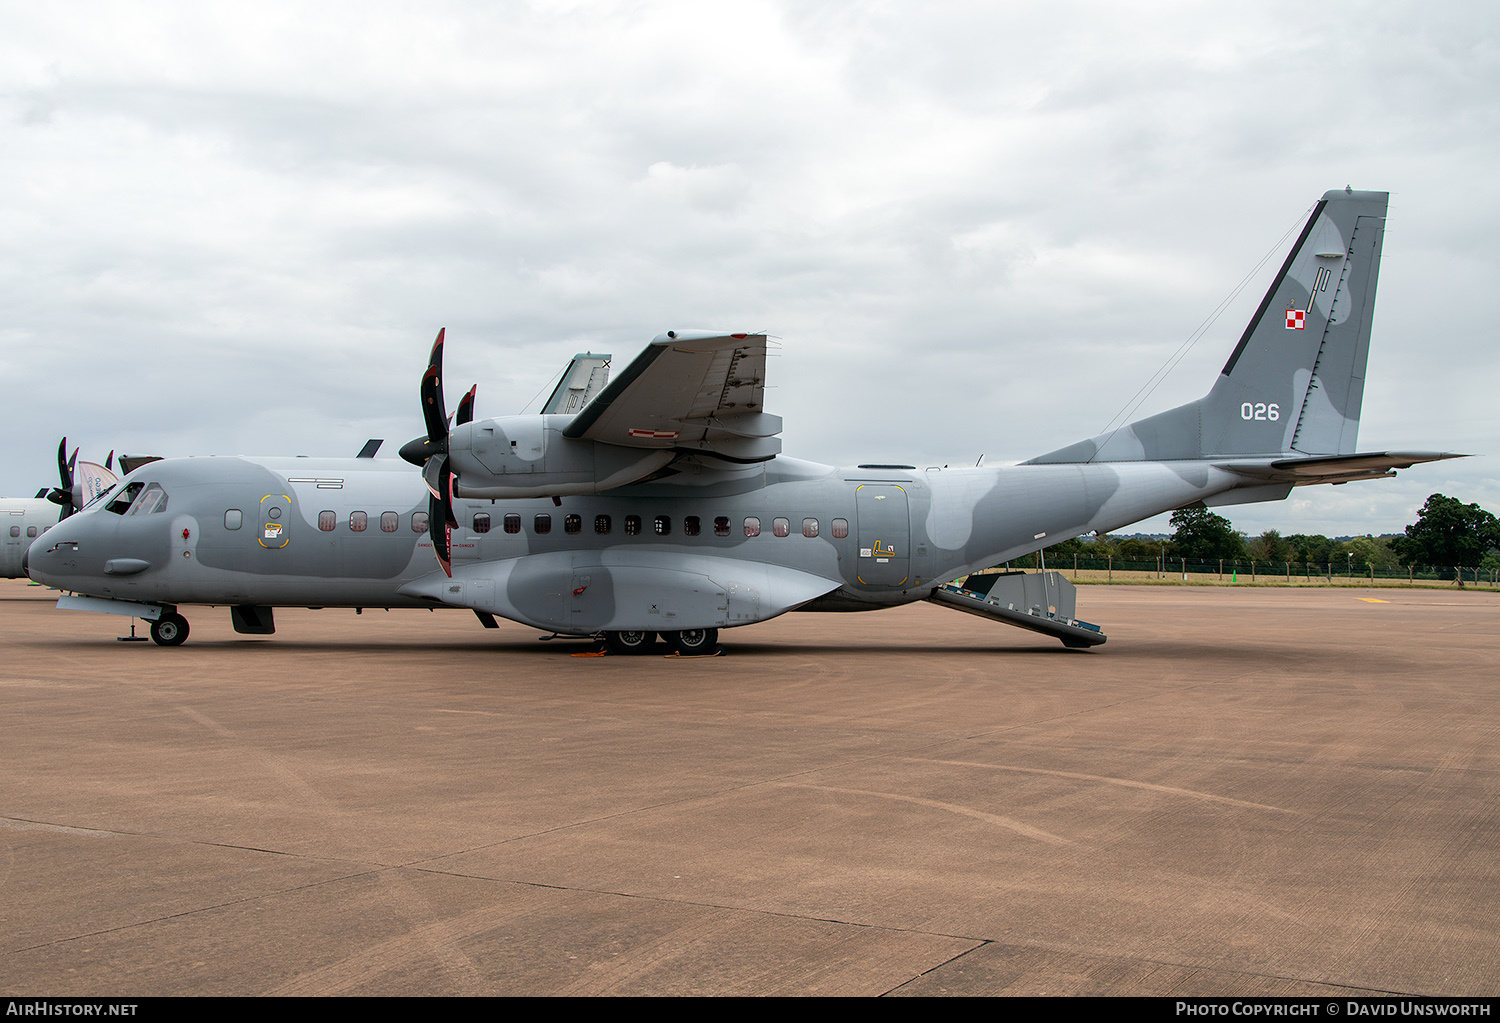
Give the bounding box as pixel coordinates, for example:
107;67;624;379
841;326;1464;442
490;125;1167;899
855;484;910;589
259;494;291;549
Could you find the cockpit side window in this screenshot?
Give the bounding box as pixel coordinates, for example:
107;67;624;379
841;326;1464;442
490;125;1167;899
106;482;144;515
125;483;168;516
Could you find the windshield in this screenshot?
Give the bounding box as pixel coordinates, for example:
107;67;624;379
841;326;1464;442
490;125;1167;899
83;482;119;511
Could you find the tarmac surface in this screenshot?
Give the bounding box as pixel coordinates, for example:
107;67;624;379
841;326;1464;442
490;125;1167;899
1;578;1496;996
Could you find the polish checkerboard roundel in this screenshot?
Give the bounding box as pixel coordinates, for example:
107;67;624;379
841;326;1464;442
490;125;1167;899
1285;308;1305;329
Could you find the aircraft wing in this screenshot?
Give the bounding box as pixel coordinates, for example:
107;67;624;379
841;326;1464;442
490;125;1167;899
1220;451;1466;485
562;331;782;463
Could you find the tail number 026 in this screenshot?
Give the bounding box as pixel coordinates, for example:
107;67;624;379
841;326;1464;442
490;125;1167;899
1241;402;1280;421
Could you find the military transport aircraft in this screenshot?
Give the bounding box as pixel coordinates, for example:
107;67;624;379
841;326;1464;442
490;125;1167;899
26;188;1460;651
2;440;119;578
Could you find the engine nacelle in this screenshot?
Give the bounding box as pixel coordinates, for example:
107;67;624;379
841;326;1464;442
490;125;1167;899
446;415;673;498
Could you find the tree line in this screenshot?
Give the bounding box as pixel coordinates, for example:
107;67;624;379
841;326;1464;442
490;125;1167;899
1024;494;1500;573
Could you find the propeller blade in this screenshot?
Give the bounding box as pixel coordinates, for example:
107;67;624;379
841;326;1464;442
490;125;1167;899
106;451;115;472
48;437;77;518
420;328;448;447
401;328;452;466
422;452;448;500
427;492;452;577
56;438;71;491
455;384;476;426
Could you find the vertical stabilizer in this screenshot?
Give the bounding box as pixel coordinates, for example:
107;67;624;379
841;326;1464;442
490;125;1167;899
1028;189;1388;464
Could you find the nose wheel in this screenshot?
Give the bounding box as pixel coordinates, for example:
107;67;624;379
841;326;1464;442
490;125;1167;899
150;613;190;646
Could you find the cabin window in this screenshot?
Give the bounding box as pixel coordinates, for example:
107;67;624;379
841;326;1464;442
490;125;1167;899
473;513;491;534
412;512;428;533
503;513;521;534
714;516;730;537
318;511;336;531
27;526;37;538
684;515;701;536
565;514;582;535
744;516;760;537
225;510;243;530
8;526;16;538
832;518;849;539
772;517;790;537
349;511;368;532
625;515;641;536
654;515;671;536
803;518;819;538
380;512;399;532
595;514;611;535
534;514;551;535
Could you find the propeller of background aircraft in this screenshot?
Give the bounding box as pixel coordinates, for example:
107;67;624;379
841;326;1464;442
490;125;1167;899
45;438;78;518
45;438;120;520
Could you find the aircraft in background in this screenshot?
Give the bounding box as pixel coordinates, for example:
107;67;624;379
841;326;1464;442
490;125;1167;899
2;440;122;578
26;189;1461;650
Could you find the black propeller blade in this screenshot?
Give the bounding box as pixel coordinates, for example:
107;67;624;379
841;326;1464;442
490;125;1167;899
399;329;471;577
45;437;78;518
456;384;476;426
399;328;449;467
426;471;454;578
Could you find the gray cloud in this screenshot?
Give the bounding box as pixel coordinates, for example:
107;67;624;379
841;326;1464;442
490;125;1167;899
1;0;1495;540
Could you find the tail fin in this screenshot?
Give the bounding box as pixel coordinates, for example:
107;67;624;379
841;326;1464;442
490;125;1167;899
1029;188;1389;464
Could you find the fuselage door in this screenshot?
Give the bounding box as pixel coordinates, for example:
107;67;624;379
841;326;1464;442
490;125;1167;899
854;483;910;589
259;494;291;549
4;511;23;577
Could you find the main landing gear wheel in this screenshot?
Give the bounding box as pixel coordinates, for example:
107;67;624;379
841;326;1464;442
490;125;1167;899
666;628;719;655
604;630;657;655
150;613;190;647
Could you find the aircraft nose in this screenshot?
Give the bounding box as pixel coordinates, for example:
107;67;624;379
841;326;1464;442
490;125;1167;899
26;527;78;586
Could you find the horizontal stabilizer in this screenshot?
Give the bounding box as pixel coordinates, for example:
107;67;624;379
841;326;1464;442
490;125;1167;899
1221;450;1467;485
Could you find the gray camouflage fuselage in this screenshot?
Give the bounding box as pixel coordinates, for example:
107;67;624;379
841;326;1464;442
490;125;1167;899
25;450;1273;633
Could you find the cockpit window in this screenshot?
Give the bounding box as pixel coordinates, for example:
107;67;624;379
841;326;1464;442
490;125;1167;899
106;482;144;515
125;483;168;516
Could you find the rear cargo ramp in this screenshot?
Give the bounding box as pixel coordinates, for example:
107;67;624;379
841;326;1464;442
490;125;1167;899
930;571;1106;649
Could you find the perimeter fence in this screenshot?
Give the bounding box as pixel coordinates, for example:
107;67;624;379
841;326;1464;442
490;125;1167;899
996;554;1500;588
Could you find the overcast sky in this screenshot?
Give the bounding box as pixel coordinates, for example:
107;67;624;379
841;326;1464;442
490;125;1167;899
2;0;1495;538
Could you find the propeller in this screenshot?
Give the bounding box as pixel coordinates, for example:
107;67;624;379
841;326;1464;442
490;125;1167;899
398;329;469;577
45;438;80;519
